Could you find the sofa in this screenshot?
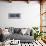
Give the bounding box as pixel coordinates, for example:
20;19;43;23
7;27;34;43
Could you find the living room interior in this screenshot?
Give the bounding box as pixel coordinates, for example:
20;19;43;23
0;0;46;46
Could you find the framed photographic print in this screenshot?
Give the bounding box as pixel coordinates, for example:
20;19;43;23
8;13;20;19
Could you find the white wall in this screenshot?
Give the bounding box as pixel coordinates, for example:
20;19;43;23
0;1;40;28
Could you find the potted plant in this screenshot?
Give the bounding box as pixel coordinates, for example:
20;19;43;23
32;27;43;40
32;27;38;40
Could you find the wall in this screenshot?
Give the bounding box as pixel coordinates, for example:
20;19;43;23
0;1;40;28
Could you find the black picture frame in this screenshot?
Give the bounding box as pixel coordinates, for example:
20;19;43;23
8;13;20;19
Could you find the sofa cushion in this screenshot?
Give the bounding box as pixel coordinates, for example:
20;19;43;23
21;28;27;35
8;27;14;34
14;28;21;33
9;33;34;43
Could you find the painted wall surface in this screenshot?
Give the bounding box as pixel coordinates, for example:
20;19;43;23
0;1;40;28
